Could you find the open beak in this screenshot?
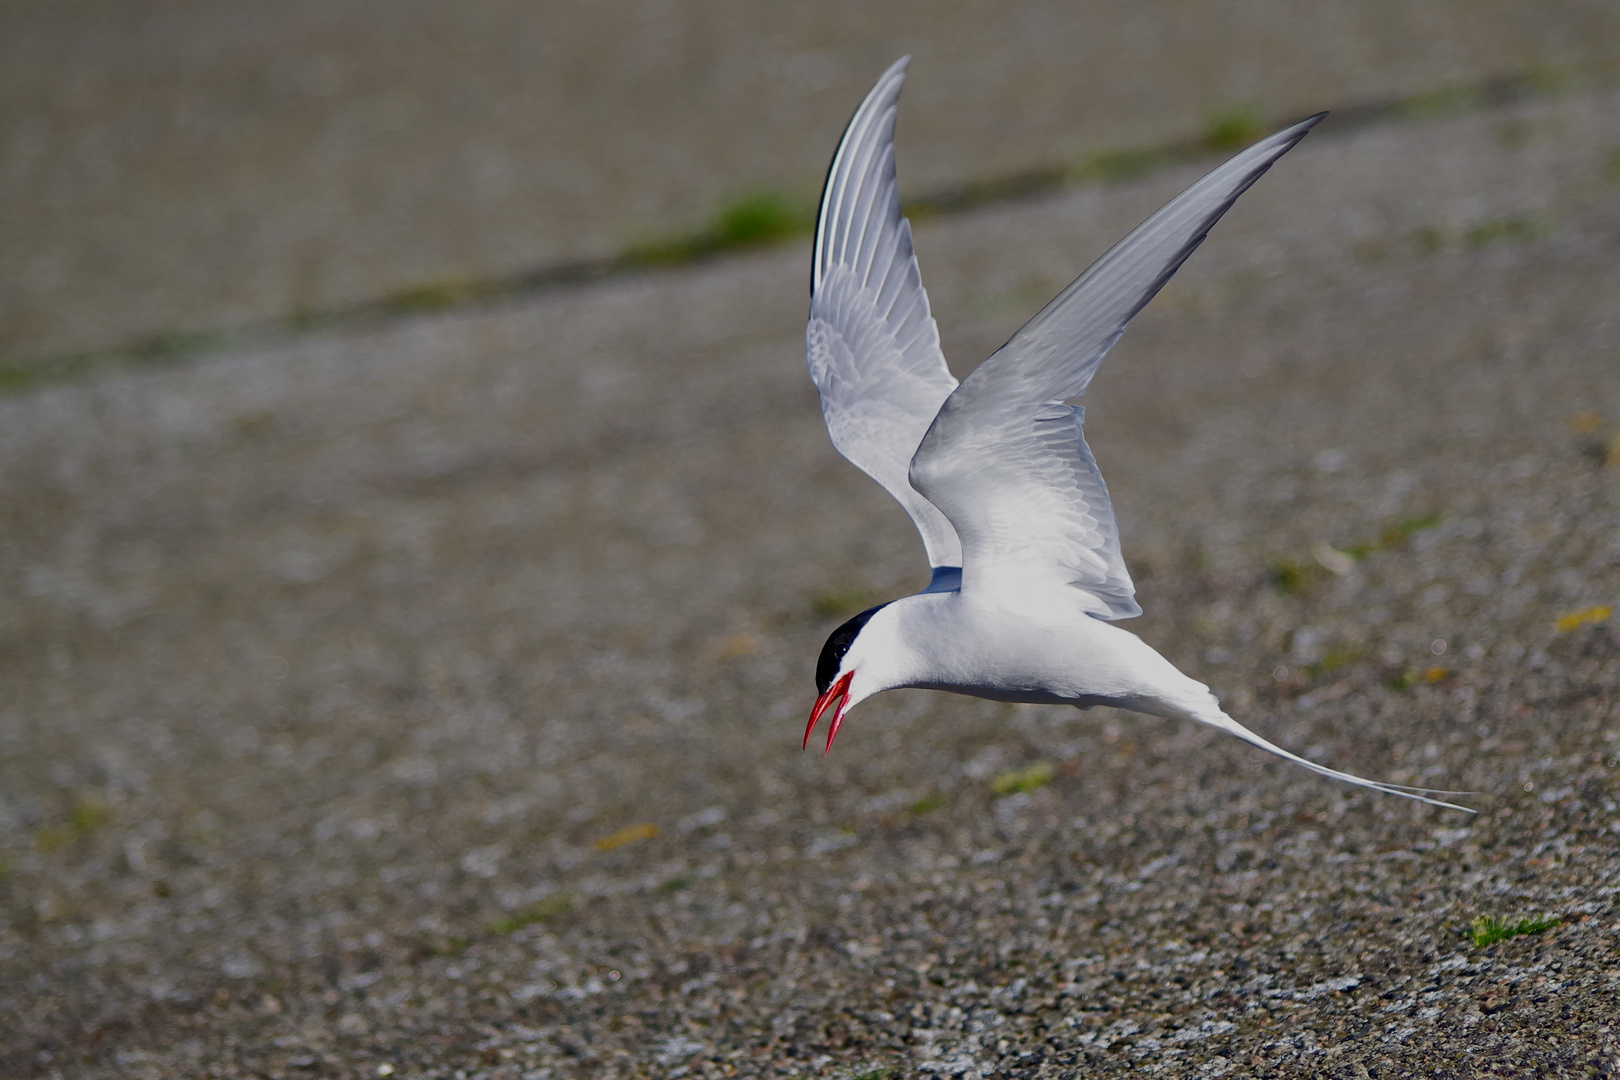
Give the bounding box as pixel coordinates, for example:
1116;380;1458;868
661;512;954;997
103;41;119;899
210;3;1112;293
804;671;854;755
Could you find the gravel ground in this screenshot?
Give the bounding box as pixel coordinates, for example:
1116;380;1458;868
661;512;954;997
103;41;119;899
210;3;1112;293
2;86;1619;1077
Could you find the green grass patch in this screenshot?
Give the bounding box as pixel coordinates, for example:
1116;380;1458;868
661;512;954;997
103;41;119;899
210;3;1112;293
0;330;234;395
488;894;574;935
1411;215;1552;256
1074;148;1167;183
905;167;1069;217
1464;214;1550;248
908;793;945;816
1273;513;1442;594
381;278;481;314
1388;665;1451;692
1204;105;1267;151
990;762;1054;798
1270;558;1319;595
1471;913;1559;948
35;801;110;853
1398;84;1488;121
657;874;694;893
70;802;110;833
715;193;804;246
1411;224;1450;255
1341;512;1442;559
629;192;810;266
1305;647;1365;681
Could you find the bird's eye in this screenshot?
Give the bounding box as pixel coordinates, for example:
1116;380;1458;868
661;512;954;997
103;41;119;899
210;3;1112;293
816;603;886;695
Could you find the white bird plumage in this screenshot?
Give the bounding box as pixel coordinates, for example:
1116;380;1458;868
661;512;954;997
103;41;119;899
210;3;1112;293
807;57;962;579
803;57;1469;812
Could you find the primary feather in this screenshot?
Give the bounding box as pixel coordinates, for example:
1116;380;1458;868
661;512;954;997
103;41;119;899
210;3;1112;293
910;114;1324;618
807;56;963;573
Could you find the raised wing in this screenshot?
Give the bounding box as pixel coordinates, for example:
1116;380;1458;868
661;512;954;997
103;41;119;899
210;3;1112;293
808;56;963;575
911;115;1325;617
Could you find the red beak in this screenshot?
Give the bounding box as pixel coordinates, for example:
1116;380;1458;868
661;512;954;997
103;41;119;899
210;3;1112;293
804;671;854;755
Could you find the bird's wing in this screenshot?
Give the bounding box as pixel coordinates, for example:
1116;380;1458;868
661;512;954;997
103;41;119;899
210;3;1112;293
911;115;1324;617
808;56;963;574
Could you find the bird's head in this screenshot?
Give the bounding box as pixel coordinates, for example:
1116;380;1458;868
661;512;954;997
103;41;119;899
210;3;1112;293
805;602;892;755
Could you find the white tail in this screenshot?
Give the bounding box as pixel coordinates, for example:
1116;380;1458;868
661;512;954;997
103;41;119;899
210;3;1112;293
1168;696;1474;813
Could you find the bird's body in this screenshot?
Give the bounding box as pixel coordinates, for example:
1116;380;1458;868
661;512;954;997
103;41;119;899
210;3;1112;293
801;58;1467;811
845;589;1206;717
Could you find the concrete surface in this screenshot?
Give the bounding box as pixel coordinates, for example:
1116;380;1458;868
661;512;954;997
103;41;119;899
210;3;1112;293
2;71;1619;1077
5;1;1620;364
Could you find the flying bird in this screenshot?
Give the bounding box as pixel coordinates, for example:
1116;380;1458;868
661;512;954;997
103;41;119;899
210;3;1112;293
802;57;1467;811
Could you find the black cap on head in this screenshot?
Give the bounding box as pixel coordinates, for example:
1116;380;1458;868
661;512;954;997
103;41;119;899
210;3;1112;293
815;604;887;695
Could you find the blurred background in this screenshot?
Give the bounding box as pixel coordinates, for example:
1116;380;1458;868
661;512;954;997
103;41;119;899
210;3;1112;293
5;0;1620;369
3;3;1619;1077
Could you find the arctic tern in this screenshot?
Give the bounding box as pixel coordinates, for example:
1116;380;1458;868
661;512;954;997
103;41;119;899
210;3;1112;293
802;57;1467;812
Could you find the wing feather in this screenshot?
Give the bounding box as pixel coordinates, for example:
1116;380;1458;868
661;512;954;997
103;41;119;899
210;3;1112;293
808;57;963;572
911;115;1324;615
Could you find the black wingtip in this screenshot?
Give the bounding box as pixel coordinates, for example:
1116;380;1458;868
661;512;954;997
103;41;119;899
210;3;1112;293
1280;111;1328;143
1289;111;1329;141
810;56;914;299
1248;111;1326;162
